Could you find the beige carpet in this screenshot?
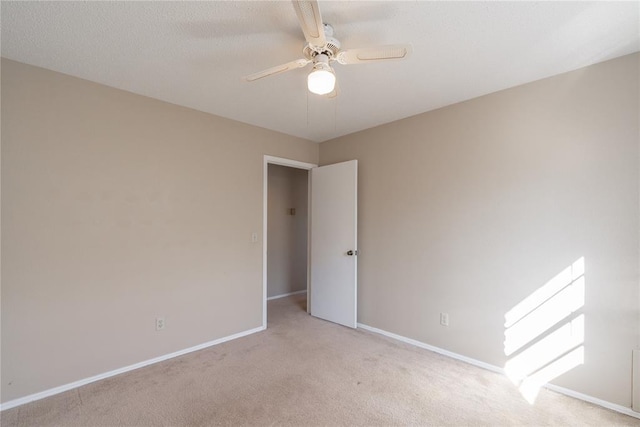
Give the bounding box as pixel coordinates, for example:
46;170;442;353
2;294;637;426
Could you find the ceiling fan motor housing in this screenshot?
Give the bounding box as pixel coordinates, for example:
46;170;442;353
303;24;341;60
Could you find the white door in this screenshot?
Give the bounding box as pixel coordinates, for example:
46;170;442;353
310;160;358;328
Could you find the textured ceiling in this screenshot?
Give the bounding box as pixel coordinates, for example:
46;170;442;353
2;1;638;142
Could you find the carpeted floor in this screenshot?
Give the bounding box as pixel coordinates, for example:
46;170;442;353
1;293;638;426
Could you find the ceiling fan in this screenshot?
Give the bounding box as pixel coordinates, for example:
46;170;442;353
244;0;412;96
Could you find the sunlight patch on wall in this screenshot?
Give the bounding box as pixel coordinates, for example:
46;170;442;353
504;257;585;404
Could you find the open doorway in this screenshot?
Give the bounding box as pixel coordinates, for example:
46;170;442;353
262;156;317;328
267;164;308;300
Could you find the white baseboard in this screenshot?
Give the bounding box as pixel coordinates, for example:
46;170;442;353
357;322;639;420
266;290;307;301
0;325;266;412
357;323;504;375
544;383;640;419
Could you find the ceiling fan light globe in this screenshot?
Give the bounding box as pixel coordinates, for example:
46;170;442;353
308;69;336;95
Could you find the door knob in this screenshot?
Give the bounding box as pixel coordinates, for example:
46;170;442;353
347;250;358;256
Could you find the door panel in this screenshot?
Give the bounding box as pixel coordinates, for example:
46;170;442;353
310;160;357;328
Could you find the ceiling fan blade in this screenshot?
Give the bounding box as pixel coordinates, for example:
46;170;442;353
244;58;310;82
336;44;412;65
291;0;326;48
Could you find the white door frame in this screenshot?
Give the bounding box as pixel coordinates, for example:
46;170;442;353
263;155;317;328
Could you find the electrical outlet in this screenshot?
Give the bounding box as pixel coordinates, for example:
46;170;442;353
440;313;449;326
156;317;165;331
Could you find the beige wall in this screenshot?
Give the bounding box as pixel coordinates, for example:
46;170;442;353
0;59;318;403
321;53;639;408
267;164;308;298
